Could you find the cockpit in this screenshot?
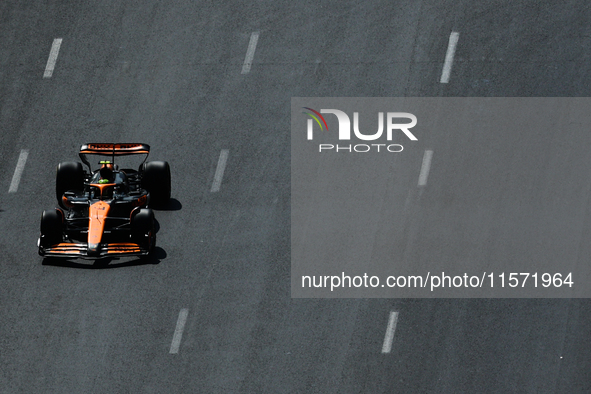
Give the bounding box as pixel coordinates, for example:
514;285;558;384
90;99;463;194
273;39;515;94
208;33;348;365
89;170;129;199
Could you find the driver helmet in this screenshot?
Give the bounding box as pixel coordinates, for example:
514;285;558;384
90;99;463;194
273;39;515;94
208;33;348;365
99;161;114;183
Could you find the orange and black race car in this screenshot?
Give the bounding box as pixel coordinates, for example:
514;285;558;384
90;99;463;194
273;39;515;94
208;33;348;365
38;143;171;259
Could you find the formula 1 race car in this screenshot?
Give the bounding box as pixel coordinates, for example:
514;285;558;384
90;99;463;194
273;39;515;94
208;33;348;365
38;143;171;259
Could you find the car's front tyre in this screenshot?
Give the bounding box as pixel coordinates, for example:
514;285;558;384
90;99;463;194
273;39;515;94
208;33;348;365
131;208;155;253
39;209;64;251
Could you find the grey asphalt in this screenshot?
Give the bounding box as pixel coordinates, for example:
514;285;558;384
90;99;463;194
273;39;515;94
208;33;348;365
1;0;591;393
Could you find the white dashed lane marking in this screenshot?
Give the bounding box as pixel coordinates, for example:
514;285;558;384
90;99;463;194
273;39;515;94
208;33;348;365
169;308;189;354
418;150;433;187
43;38;63;79
211;149;229;192
8;149;29;193
381;311;399;354
440;32;459;83
241;32;260;74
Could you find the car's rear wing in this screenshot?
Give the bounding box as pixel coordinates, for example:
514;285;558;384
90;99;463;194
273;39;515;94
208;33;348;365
79;143;150;171
79;143;150;155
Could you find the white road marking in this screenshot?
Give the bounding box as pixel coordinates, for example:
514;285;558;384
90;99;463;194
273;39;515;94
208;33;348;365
418;150;433;187
211;149;229;192
381;311;399;354
169;308;189;354
241;32;260;74
8;149;29;193
43;38;63;79
440;32;459;83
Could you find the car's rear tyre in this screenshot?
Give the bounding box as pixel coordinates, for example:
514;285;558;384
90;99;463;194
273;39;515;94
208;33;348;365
131;208;155;251
39;209;63;248
56;162;84;207
141;161;171;207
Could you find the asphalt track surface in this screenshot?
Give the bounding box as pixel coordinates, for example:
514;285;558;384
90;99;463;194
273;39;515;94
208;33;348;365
1;1;591;393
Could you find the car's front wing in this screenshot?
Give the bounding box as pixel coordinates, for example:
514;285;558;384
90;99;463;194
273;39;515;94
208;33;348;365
39;242;149;259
